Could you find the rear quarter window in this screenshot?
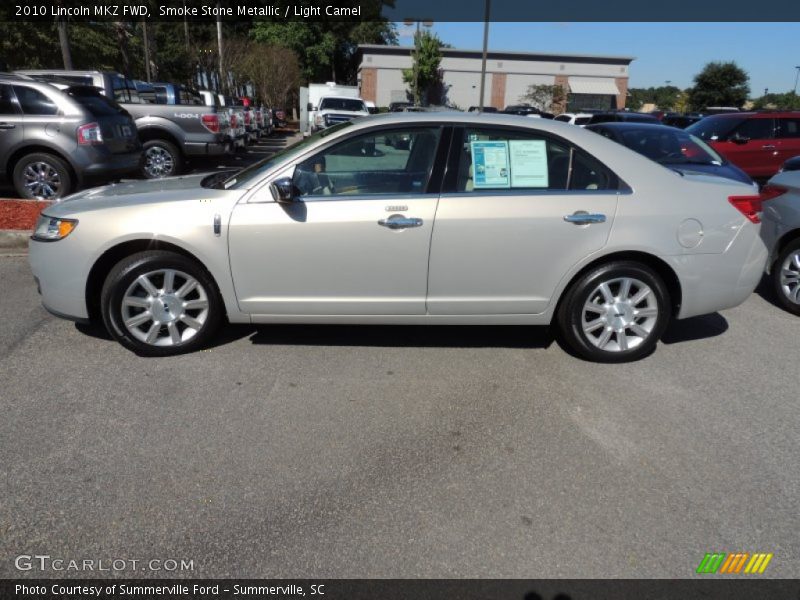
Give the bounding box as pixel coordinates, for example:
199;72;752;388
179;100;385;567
11;85;58;116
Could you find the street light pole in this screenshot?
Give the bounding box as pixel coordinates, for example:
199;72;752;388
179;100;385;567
794;66;800;95
478;0;491;111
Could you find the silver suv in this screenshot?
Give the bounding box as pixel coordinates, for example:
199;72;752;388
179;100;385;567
0;74;141;199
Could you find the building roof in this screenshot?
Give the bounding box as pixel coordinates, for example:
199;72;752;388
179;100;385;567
358;45;635;65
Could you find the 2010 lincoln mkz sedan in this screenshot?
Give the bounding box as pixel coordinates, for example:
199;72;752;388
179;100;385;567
29;113;770;362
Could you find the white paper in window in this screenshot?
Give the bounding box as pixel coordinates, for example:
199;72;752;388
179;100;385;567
509;140;549;188
470;140;510;189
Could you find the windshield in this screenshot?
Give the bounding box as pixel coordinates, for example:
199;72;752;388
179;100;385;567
620;128;725;165
223;121;354;189
319;98;366;112
686;116;743;141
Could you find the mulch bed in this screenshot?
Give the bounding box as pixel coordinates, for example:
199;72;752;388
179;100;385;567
0;199;53;230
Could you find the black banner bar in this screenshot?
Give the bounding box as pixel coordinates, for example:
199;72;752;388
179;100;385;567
1;0;799;22
3;579;800;600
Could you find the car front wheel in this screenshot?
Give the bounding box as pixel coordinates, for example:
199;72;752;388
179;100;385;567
101;251;222;356
772;239;800;316
557;261;670;363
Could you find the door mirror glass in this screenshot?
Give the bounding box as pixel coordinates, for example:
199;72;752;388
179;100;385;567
730;133;749;145
270;177;296;203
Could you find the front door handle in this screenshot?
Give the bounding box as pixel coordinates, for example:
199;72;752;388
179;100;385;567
762;144;776;149
0;123;16;130
378;215;423;229
564;212;606;225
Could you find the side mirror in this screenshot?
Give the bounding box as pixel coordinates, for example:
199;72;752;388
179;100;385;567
270;177;296;204
730;133;750;145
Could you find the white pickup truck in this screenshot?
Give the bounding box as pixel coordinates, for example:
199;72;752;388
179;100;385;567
311;96;370;133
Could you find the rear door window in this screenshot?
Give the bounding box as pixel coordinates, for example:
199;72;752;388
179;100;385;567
11;85;58;115
777;118;800;139
450;127;616;192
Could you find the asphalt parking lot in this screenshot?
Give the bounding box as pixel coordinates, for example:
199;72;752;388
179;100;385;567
1;241;798;578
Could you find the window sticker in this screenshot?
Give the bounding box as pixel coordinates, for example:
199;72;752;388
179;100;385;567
470;140;510;189
509;140;549;188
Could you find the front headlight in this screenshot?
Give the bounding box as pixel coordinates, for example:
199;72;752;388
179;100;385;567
32;215;78;241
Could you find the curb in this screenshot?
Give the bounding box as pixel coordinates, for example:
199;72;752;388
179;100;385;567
0;229;30;252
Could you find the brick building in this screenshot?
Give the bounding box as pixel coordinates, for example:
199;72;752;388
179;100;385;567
357;45;634;113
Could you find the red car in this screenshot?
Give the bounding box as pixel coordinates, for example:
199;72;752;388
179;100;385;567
687;111;800;179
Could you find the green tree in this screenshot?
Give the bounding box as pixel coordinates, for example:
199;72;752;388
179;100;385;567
688;61;749;111
751;92;800;110
520;84;566;113
626;85;682;111
402;30;442;105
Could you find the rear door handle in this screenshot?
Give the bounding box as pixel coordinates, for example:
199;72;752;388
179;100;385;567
0;123;15;130
378;215;423;229
564;212;606;225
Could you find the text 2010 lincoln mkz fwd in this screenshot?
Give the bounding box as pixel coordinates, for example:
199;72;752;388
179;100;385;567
29;113;769;362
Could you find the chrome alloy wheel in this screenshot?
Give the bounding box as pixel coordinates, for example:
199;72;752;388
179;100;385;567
581;277;659;352
23;161;62;199
121;269;209;346
143;146;175;178
779;250;800;305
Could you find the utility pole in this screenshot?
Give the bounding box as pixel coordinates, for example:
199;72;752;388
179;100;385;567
142;21;151;82
794;66;800;95
183;0;190;50
57;18;73;69
478;0;491;111
216;2;224;94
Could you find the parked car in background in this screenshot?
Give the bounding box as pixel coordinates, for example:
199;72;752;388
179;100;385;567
132;80;157;104
662;114;703;129
218;95;247;151
150;82;204;106
554;113;593;126
311;96;369;132
389;101;412;112
687;111;800;180
273;108;287;128
17;70;228;179
586;122;753;185
780;156;800;172
467;106;498;113
29;113;767;363
0;74;140;199
758;171;800;314
586;111;661;125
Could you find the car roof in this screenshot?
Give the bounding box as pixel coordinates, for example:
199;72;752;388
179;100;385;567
587;122;676;130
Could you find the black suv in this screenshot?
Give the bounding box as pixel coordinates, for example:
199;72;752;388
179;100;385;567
586;111;661;125
0;74;141;199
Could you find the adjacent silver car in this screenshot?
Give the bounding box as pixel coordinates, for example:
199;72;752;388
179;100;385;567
29;113;769;362
761;171;800;315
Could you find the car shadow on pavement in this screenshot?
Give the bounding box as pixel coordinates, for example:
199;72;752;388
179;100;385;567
753;274;786;312
248;324;554;349
660;312;728;344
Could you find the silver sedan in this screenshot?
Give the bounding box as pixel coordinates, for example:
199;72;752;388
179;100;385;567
761;170;800;315
29;113;769;362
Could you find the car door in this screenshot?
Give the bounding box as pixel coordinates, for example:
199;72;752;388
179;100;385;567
0;84;25;173
427;126;619;315
228;125;446;316
776;116;800;167
719;116;777;177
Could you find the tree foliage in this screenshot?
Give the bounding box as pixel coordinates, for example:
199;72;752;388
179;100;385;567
402;30;443;106
751;92;800;110
520;84;566;113
627;85;682;111
688;61;749;110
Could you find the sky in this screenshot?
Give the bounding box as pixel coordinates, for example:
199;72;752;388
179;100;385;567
396;22;800;97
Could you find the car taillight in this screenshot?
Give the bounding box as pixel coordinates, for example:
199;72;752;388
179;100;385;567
201;114;220;133
77;122;103;145
729;185;787;224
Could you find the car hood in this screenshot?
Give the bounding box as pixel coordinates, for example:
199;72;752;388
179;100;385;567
47;173;238;216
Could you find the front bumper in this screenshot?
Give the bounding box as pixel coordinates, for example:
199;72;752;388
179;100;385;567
29;235;92;321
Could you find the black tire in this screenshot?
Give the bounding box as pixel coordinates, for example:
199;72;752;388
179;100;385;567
557;261;671;363
141;139;183;179
101;251;223;356
12;152;73;200
771;238;800;316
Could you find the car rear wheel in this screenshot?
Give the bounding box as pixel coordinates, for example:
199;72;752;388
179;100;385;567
142;140;183;179
557;261;670;363
101;251;222;356
773;239;800;316
13;153;73;200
